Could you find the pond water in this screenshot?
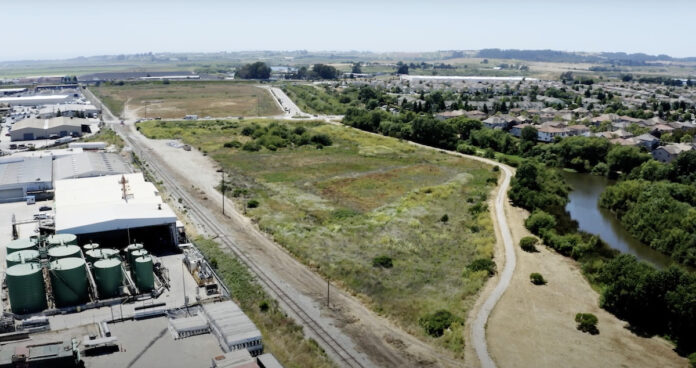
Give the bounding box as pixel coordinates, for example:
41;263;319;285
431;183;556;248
562;171;674;269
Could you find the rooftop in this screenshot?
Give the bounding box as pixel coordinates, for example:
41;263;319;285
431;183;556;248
53;152;131;180
12;116;86;131
0;156;53;187
54;172;176;234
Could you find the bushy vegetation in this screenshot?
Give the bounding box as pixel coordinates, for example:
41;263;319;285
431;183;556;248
575;313;599;335
530;272;546;285
519;236;539;252
600;180;696;265
598;255;696;353
372;256;393;269
236;61;271;79
467;258;496;276
419;310;460;337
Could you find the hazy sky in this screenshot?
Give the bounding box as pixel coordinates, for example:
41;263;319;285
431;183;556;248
3;0;696;61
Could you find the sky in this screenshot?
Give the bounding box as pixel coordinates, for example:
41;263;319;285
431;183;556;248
3;0;696;61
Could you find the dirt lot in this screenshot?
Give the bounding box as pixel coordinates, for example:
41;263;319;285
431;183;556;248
91;81;281;119
484;204;687;368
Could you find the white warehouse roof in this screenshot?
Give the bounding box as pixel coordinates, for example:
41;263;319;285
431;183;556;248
0;156;53;188
53;152;131;180
0;95;70;106
54;172;176;234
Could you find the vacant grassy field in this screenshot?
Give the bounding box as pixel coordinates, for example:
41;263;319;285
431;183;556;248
280;84;355;115
91;81;281;119
138;119;498;356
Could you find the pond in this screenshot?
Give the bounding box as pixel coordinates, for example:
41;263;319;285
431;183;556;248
562;171;674;269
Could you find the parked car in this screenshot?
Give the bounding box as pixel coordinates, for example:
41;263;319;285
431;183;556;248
39;206;52;211
33;214;48;220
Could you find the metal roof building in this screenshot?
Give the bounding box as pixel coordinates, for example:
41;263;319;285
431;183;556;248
54;173;178;247
0;95;70;106
53;152;131;180
38;103;100;118
203;301;263;356
10;116;86;141
0;156;53;202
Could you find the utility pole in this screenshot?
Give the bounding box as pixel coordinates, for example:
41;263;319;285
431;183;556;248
218;169;225;216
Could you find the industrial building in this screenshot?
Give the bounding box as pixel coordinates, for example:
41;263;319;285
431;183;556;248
54;173;178;248
0;340;80;367
0;95;70;106
0;150;130;203
0;156;53;202
10;116;87;141
0;88;27;96
53;152;131;180
38;104;100;118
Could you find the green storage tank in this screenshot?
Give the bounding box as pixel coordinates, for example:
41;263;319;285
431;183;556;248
129;249;148;266
50;257;88;307
48;245;82;260
47;234;77;247
82;243;100;252
6;249;40;268
85;248;118;264
93;258;122;298
6;238;38;254
6;262;46;314
124;243;144;263
133;256;154;291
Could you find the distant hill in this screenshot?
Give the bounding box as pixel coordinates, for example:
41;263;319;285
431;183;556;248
476;48;696;64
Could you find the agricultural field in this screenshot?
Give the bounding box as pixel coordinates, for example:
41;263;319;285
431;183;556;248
137;119;498;356
90;81;281;118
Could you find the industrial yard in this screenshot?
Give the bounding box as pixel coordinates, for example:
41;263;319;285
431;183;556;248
0;124;284;367
90;81;282;119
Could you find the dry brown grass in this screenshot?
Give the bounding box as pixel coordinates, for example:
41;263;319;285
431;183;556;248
91;81;281;118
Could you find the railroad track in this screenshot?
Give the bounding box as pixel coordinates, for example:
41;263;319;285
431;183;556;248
117;127;367;368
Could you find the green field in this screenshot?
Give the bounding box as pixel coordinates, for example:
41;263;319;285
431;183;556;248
138;119;497;355
280;84;356;115
91;81;281;119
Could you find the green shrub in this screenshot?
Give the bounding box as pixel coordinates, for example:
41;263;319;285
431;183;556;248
372;256;393;268
688;352;696;368
247;199;260;208
223;140;242;148
484;148;495;159
310;133;333;146
456;143;476;155
241;126;254;136
467;258;496;276
520;236;539;252
575;313;599;335
259;300;269;312
419;310;459;337
525;210;557;234
242;141;261;151
591;162;609;176
440;214;449;223
530;273;546;285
